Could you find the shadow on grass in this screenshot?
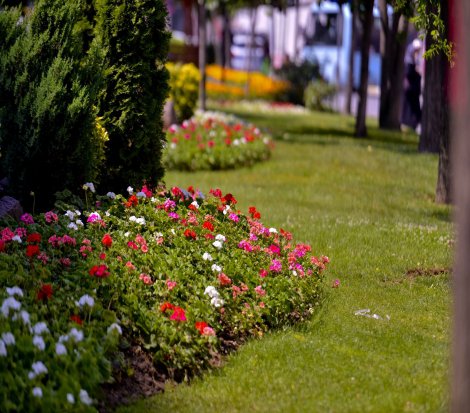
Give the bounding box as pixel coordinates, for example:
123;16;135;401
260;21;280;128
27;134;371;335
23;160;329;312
224;108;420;153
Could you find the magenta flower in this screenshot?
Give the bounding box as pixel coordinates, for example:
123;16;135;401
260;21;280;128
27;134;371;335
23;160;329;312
20;213;34;225
269;259;282;273
229;213;239;223
168;212;180;221
44;211;58;223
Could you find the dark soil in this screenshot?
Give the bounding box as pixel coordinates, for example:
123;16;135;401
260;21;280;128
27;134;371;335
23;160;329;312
406;267;451;279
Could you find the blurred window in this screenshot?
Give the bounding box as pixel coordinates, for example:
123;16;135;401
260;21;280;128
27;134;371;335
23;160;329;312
306;13;341;46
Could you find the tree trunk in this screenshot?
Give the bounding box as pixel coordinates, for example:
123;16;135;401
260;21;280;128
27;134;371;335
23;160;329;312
452;0;470;410
378;1;408;130
345;0;358;114
419;32;444;153
221;2;231;70
198;0;207;111
354;0;374;137
433;0;451;204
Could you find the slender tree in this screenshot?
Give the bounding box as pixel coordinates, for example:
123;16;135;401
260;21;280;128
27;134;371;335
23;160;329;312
378;0;409;130
354;0;374;137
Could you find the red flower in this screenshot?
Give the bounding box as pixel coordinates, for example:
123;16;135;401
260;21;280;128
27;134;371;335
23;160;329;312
127;241;139;250
195;321;209;334
221;193;237;205
89;264;110;278
203;221;214;232
26;244;40;257
184;229;197;240
170;307;187;322
27;233;41;244
141;185;153;198
160;302;175;312
70;314;83;325
171;187;184;199
249;206;261;219
124;195;138;208
0;240;5;253
209;188;222;198
37;284;53;301
102;233;113;248
99;253;106;260
218;273;232;286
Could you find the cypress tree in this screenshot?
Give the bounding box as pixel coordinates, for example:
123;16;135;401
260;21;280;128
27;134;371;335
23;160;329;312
95;0;170;192
0;0;105;208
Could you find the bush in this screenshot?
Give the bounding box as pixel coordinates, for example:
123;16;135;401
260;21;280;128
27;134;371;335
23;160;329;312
163;112;273;171
94;0;170;192
304;80;337;112
274;60;322;105
0;0;106;209
0;184;328;410
167;62;200;122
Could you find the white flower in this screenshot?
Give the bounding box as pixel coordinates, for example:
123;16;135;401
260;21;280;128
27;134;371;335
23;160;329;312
12;235;22;243
28;361;48;379
0;340;7;356
182;120;189;128
212;240;223;249
83;182;95;193
105;211;111;217
65;210;76;220
151;197;157;203
269;227;278;234
204;286;219;298
233;139;240;146
6;286;23;297
106;192;116;199
222;205;230;215
211;297;224;308
33;335;46;351
263;137;270;145
135;217;146;225
211;264;222;273
1;297;21;318
68;222;78;231
170;142;177;149
129;216;137;222
127;186;133;195
32;322;49;335
55;342;67;356
136;191;146;198
190;200;199;209
1;332;15;346
107;323;122;335
215;234;226;242
241;137;247;144
76;294;95;308
69;328;84;343
58;334;69;343
202;252;213;261
254;128;260;135
75;210;81;217
75;219;84;227
292;270;298;277
124;231;130;237
67;393;75;404
32;387;43;398
170;229;176;235
79;389;93;406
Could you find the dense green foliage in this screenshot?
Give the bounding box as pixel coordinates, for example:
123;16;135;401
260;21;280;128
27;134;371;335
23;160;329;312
274;60;322;105
0;0;105;208
167;62;200;122
304;80;337;112
95;0;170;191
0;183;327;411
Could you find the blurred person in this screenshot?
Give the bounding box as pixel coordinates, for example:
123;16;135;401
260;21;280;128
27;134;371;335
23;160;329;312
401;38;423;131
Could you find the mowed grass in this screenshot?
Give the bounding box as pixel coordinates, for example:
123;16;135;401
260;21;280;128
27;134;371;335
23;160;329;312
120;109;452;413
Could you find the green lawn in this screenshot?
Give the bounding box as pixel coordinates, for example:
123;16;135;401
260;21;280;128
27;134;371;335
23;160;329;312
120;109;452;412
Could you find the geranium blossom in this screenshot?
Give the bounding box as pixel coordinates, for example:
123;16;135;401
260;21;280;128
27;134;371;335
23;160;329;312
269;259;282;273
218;273;232;286
28;361;48;380
170;306;187;322
37;284;53;301
6;286;23;298
1;297;21;317
102;233;113;248
89;265;110;278
1;332;15;346
202;252;213;261
76;294;95;308
20;213;34;225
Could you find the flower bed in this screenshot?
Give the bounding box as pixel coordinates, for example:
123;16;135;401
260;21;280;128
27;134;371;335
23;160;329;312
163;114;273;171
0;185;328;411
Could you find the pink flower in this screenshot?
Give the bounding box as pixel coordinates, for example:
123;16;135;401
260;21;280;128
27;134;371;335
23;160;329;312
332;279;340;288
87;212;101;223
168;212;179;221
20;213;34;225
202;326;215;336
259;302;265;308
15;227;27;238
141;244;148;253
166;280;177;290
218;273;232;286
255;285;266;296
125;261;136;270
229;213;239;223
267;244;281;256
269;259;282;273
44;211;58;223
238;240;253;252
139;273;153;285
1;228;15;242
